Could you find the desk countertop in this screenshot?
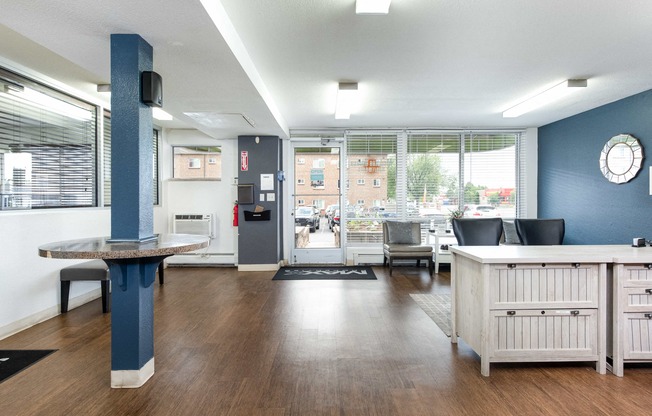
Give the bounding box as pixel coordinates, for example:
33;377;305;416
38;234;209;260
449;244;652;264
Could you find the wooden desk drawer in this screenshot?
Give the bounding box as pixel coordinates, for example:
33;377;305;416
621;265;652;286
623;287;652;311
490;309;598;358
491;264;599;309
623;312;652;360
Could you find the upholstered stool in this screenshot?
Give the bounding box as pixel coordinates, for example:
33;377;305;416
60;260;110;313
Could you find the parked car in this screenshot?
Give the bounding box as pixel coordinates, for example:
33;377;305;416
295;206;320;232
463;204;501;217
325;204;339;221
329;209;340;231
365;206;386;218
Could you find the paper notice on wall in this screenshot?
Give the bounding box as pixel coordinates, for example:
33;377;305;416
260;173;274;191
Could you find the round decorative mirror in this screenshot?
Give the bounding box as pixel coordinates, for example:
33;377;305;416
599;134;643;184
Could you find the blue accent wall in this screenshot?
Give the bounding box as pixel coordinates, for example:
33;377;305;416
539;89;652;244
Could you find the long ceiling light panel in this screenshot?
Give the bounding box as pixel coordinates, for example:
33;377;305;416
335;82;359;119
502;79;588;118
356;0;391;15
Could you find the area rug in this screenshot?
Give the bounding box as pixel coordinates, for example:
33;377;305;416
273;266;377;280
0;350;56;383
409;293;452;337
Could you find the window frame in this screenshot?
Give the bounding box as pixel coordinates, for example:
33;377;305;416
0;67;98;210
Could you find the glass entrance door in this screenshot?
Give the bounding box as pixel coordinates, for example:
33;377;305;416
290;142;343;264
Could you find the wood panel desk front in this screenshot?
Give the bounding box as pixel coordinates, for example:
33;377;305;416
450;245;652;377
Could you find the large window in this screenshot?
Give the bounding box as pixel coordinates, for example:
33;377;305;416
102;115;160;206
462;133;517;218
345;132;398;243
0;68;97;209
406;133;461;223
0;66;159;211
341;130;523;244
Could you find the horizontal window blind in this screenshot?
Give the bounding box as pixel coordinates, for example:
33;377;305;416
406;133;460;227
102;110;111;205
345;132;398;244
0;68;97;209
102;112;159;207
516;131;527;218
463;133;518;218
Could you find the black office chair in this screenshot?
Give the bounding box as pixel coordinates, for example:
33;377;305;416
514;218;565;245
452;218;503;246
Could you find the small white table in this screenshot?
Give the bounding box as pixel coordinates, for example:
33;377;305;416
429;230;457;273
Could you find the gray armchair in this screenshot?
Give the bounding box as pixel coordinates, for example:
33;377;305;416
382;221;433;276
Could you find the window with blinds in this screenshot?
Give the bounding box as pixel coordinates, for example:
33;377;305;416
345;132;398;243
0;66;160;211
463;133;517;219
102;111;160;206
406;133;460;225
0;68;97;209
336;130;523;244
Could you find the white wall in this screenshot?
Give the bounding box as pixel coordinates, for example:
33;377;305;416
0;125;238;338
163;129;238;264
0;206;169;339
0;209;110;337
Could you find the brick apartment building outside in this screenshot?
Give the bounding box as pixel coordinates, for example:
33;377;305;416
294;152;389;214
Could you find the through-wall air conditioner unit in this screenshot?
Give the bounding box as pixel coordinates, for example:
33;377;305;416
173;214;214;239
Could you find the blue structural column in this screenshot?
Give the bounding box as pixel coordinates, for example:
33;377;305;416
110;34;154;242
109;34;158;388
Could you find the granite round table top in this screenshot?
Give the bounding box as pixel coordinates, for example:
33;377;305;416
38;234;210;260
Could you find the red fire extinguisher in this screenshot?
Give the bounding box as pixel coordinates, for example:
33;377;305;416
233;201;239;227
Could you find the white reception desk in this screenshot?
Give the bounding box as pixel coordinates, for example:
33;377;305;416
450;245;652;376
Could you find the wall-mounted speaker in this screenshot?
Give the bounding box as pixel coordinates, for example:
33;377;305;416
141;71;163;107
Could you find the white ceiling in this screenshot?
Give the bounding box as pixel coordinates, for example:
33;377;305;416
1;0;652;139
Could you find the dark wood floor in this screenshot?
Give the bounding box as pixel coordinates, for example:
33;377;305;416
1;265;652;415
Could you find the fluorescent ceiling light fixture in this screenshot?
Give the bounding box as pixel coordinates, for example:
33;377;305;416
502;79;587;118
335;82;359;119
152;107;173;121
356;0;391;14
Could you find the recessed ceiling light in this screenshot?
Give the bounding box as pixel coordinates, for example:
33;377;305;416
356;0;391;15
